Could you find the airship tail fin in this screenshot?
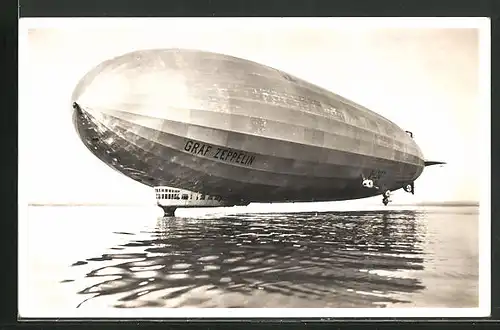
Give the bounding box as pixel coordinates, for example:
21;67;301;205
424;161;446;167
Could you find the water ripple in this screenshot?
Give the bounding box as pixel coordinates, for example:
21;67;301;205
67;210;429;308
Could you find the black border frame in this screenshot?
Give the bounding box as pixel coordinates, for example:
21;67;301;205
4;0;498;328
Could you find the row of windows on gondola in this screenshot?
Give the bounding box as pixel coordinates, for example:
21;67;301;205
156;193;222;201
155;188;180;193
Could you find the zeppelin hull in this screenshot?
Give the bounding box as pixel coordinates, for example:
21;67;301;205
74;107;422;203
72;49;425;203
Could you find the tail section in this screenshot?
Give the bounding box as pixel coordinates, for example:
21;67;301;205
424;161;446;167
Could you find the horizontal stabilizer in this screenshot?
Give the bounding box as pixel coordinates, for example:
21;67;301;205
424;160;446;167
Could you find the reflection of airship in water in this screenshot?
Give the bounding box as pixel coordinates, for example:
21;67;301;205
71;49;444;216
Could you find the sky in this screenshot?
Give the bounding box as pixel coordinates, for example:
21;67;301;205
18;18;489;206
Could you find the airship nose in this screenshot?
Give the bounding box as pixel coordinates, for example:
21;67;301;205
71;98;159;187
72;101;101;146
71;101;93;131
72;100;123;169
72;101;93;122
72;101;83;115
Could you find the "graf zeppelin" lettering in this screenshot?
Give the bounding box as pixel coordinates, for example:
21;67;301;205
183;140;255;166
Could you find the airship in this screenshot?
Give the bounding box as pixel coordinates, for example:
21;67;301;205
71;49;444;216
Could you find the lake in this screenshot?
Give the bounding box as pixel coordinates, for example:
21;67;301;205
19;205;480;317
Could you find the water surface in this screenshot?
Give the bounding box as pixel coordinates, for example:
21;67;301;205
20;206;479;314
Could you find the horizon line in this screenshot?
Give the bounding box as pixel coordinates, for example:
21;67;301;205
26;201;480;207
